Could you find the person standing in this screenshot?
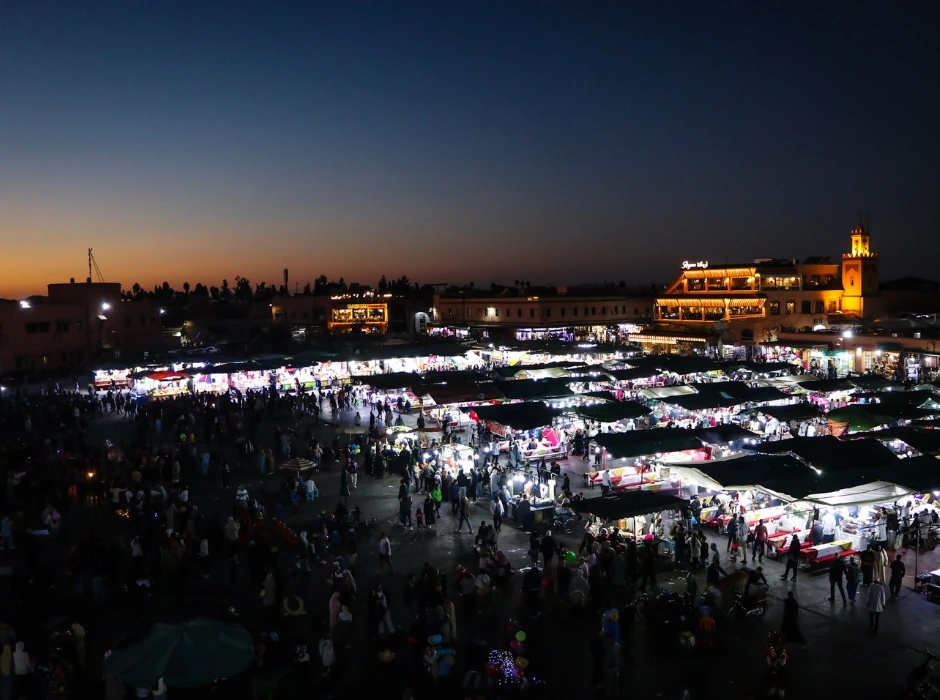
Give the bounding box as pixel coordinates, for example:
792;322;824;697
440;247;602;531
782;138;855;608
889;554;906;600
726;517;738;552
736;517;750;565
828;555;846;604
455;497;473;534
845;557;861;602
859;545;875;586
866;579;886;633
752;519;768;563
377;532;394;572
491;497;503;533
780;592;805;645
874;544;889;584
780;534;800;582
874;510;888;550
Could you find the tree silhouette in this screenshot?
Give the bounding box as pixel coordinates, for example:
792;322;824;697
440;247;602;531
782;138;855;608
183;281;190;296
314;275;328;293
132;282;141;298
221;279;231;299
303;282;311;296
209;285;220;300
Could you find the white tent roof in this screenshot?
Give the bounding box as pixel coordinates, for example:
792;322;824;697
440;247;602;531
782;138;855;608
802;481;912;507
641;385;697;399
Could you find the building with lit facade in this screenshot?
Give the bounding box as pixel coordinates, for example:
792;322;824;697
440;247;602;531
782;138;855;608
652;222;881;344
431;288;656;341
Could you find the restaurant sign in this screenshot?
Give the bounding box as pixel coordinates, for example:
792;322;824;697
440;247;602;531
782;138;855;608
681;260;709;270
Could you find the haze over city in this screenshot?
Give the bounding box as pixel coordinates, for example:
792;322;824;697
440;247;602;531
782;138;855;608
1;1;938;298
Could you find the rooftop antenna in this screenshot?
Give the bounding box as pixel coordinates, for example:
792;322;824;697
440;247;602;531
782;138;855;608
87;248;105;283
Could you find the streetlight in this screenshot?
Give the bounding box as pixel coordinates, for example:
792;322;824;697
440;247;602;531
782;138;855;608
101;302;111;311
159;309;165;315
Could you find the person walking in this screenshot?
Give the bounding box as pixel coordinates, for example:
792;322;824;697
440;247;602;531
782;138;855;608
455;496;473;534
377;532;394;572
889;554;906;600
492;497;504;533
780;534;800;582
866;578;886;633
726;517;738;552
780;591;805;645
828;555;847;604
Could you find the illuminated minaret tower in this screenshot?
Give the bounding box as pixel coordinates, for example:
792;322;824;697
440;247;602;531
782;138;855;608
840;217;879;315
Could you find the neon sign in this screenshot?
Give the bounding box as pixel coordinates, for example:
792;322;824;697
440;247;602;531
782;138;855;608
681;260;709;270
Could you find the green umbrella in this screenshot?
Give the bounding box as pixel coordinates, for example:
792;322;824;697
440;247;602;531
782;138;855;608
827;405;896;433
105;619;253;688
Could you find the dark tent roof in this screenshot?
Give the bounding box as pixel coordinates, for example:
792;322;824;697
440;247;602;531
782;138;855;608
859;391;937;408
871;455;940;493
753;403;824;422
658;393;742;411
607;367;663;381
798;379;856;393
566;365;613;379
757;436;899;472
471;402;562;430
723;361;796;375
592;428;705;459
571;491;689;520
856;427;940;456
654;356;721;376
201;361;266;375
690;425;760;445
581;390;621;401
355;372;424;390
847;375;895;391
495;378;574;401
688;454;828;499
576;401;652;423
412;381;505;405
692;382;790;403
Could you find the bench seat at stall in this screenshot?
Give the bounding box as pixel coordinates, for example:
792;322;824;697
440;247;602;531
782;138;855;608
802;548;857;569
776;540;813;556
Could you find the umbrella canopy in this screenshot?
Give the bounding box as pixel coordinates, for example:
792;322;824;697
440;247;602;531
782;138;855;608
105;619;253;688
279;458;316;471
826;405;897;433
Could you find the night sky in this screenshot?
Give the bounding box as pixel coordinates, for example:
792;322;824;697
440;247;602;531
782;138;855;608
2;1;938;298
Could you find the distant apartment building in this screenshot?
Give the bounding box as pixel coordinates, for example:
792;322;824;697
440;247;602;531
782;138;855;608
431;287;656;340
0;280;162;373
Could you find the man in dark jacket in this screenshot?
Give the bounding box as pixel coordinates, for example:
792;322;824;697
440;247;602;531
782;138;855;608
828;555;847;603
540;531;558;565
780;534;801;581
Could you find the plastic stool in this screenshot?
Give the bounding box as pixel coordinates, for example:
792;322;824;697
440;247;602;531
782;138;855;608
306;488;318;502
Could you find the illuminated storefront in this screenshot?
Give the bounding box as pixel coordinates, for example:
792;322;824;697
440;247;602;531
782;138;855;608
329;303;388;333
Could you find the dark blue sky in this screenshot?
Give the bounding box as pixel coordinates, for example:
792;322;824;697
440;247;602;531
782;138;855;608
1;1;937;296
